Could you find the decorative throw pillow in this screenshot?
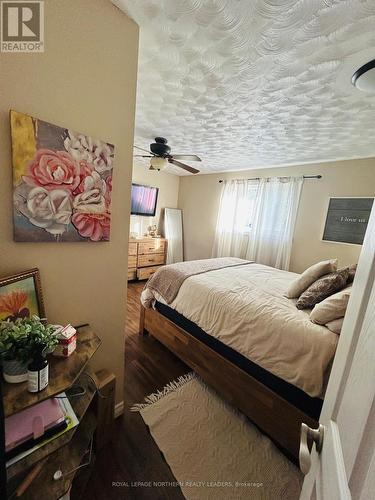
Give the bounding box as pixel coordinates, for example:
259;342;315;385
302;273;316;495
326;317;344;335
296;268;349;310
310;286;351;324
346;263;357;284
285;259;338;299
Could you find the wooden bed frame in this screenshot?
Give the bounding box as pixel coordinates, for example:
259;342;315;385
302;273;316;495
139;305;318;461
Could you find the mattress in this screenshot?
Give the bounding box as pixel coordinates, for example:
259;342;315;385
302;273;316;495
143;263;338;397
155;300;323;419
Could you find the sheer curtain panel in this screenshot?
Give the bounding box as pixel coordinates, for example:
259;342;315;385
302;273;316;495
211;179;259;258
212;176;303;270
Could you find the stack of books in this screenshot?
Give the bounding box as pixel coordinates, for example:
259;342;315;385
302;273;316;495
5;394;78;466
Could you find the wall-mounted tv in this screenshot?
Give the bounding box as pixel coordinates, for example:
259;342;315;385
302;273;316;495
131;183;159;216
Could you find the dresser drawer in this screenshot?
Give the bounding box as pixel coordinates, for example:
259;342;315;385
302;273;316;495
138;240;165;255
128;255;137;268
138;253;165;268
137;265;161;280
128;242;137;256
128;269;137;281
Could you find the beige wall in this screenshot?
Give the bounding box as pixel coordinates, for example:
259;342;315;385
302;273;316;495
131;164;180;236
0;0;139;403
178;159;375;273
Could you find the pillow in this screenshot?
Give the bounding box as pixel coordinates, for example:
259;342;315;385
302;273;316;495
326;317;344;335
346;264;357;284
285;259;338;298
310;286;351;324
296;268;349;310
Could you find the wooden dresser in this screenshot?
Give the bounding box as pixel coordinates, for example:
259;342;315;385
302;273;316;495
128;238;167;281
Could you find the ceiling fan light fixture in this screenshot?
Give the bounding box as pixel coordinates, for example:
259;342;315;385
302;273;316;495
150;156;168;171
134;137;200;174
352;59;375;93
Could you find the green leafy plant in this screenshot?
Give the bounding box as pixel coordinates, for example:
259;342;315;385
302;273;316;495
0;316;58;363
0;319;31;363
25;316;59;360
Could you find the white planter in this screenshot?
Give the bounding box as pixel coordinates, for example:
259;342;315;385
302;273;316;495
2;359;28;383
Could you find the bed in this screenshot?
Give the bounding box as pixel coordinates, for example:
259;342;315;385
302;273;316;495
139;259;338;460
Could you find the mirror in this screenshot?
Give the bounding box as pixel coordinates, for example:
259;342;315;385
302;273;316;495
164;208;184;263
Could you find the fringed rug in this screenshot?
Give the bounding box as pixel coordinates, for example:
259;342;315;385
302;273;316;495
132;373;302;500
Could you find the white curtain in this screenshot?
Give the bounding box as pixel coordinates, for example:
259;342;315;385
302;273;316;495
212;179;260;258
212;176;303;270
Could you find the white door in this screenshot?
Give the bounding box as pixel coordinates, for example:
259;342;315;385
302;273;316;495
300;205;375;500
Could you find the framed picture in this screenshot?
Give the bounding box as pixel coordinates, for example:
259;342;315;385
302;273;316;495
322;197;374;245
0;269;45;321
10;110;114;242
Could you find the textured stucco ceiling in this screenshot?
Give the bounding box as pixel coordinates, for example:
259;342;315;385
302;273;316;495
115;0;375;174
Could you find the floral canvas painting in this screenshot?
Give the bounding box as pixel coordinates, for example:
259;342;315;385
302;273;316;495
11;110;114;242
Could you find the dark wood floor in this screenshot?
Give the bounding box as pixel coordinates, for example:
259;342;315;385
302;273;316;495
81;282;188;499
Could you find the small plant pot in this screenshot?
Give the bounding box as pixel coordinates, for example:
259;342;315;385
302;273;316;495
2;359;28;383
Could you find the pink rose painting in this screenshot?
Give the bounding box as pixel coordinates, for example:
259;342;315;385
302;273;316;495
11;110;114;242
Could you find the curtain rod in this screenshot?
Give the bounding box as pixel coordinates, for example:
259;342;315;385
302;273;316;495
218;175;322;183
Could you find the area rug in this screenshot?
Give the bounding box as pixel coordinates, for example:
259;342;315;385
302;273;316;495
132;373;302;500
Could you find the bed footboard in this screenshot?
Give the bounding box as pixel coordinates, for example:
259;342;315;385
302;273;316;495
141;305;317;461
139;305;147;335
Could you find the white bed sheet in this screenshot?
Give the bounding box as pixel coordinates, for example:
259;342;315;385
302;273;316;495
145;263;338;397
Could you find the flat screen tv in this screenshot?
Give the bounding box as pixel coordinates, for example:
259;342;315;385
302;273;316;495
131;183;159;216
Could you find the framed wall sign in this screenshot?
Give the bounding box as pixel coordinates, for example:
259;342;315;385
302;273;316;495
322;197;374;245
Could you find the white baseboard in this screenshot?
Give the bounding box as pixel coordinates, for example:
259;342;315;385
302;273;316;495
114;400;124;418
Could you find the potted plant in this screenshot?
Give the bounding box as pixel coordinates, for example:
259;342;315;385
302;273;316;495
0;316;58;387
0;318;32;383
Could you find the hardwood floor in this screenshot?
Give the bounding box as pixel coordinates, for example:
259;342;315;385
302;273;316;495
80;282;188;499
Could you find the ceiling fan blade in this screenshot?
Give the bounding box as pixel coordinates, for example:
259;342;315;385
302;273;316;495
172;154;202;162
168;158;200;174
134;145;156;155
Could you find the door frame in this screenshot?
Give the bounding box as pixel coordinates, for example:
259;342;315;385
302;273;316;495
300;207;375;498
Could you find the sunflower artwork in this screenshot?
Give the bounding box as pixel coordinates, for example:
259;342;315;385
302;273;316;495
11;110;114;242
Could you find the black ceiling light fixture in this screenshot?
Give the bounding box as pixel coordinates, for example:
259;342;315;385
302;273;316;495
134;137;201;174
352;59;375;92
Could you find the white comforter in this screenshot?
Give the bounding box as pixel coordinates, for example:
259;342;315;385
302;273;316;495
143;263;338;397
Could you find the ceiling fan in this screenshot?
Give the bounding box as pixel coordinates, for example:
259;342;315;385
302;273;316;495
134;137;201;174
